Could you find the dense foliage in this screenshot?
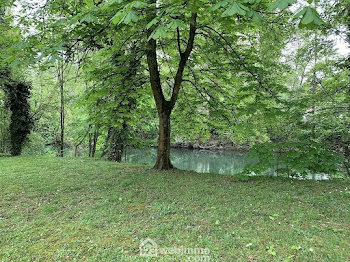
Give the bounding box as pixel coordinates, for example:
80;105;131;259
0;0;348;177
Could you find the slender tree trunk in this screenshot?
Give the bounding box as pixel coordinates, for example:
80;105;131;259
88;124;92;157
101;127;112;158
91;130;98;157
59;62;64;158
74;129;89;157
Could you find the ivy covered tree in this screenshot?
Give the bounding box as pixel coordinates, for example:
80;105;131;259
0;0;33;156
3;81;33;156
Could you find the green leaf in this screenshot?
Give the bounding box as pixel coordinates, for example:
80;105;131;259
146;18;158;29
84;0;94;9
293;8;306;19
81;13;97;23
299;7;323;29
123;11;139;24
210;0;229;11
269;0;296;11
131;1;147;8
301;7;314;24
167;20;185;30
111;11;124;25
222;3;250;17
101;0;122;10
249;11;264;25
148;25;168;40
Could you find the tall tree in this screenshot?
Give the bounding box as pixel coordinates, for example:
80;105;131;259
22;0;324;169
57;60;65;157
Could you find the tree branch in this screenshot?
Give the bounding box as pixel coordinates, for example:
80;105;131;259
170;12;197;110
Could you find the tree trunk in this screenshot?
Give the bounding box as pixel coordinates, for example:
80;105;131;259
74;129;89;157
105;126;127;162
154;110;173;170
88;124;92;157
107;142;124;162
58;62;64;158
59;83;64;157
91;130;98;158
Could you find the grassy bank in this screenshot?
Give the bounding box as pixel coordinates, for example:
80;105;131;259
0;156;349;261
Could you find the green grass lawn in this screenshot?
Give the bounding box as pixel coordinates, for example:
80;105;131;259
1;156;350;261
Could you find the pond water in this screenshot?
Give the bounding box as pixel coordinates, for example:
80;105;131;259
123;147;331;180
123;147;253;175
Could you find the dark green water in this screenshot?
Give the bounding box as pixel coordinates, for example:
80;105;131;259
123;148;253;175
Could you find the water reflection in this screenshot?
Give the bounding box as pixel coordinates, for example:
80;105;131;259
123;148;332;180
123;148;253;175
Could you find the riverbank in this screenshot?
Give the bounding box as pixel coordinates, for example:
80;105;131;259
172;138;251;152
1;156;350;261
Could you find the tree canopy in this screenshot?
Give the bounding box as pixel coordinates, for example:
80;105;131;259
0;0;348;176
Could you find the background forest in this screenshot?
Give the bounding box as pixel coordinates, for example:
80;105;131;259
0;0;349;177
